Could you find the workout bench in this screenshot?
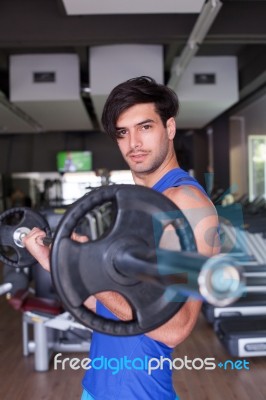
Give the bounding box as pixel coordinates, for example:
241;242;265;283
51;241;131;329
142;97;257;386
9;289;92;372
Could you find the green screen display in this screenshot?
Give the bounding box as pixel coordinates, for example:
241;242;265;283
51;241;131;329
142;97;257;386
57;151;92;172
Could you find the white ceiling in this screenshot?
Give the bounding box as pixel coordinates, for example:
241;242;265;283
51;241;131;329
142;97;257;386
62;0;205;15
0;0;263;134
0;2;233;133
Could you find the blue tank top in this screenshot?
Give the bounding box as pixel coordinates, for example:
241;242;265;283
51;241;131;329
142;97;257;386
82;168;207;399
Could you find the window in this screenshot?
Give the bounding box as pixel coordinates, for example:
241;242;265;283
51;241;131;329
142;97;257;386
248;136;266;201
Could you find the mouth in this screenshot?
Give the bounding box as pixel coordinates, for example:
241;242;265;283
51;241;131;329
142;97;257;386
128;152;149;162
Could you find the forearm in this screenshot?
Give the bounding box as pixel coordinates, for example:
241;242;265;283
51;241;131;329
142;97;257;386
95;291;133;321
146;298;202;347
91;291;201;349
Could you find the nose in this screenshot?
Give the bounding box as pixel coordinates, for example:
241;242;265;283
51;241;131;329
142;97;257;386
129;130;142;150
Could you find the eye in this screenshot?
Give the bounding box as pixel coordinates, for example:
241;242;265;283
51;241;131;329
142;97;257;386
116;129;127;138
140;124;152;131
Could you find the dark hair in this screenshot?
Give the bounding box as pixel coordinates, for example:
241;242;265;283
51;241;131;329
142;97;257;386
101;76;179;140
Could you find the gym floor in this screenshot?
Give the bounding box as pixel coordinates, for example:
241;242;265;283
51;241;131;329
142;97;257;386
1;265;266;400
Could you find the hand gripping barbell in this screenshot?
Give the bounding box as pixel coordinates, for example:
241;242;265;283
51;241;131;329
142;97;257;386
0;184;252;336
0;207;51;268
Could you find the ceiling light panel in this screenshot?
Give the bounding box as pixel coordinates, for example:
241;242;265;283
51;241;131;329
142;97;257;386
61;0;205;15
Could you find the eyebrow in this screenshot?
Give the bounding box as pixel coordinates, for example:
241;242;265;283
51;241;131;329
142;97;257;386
136;119;155;126
115;119;155;130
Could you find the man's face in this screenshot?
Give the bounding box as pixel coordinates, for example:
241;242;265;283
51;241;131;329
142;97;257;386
115;103;175;175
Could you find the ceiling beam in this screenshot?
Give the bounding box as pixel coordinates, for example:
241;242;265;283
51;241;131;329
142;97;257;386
0;0;266;48
167;0;223;90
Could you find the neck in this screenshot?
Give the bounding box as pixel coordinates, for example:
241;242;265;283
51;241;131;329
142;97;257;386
132;153;180;188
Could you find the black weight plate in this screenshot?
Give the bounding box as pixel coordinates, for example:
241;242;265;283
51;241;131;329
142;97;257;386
51;184;197;336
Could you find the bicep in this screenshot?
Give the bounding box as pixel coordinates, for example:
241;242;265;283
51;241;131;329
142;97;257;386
192;212;220;256
164;186;220;257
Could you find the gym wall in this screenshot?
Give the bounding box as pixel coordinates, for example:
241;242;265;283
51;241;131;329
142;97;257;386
0;129;207;177
0;115;230;191
211;116;230;191
0;130;127;173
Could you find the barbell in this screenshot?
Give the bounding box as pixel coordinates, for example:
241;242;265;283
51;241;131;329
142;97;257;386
0;184;250;336
0;207;51;268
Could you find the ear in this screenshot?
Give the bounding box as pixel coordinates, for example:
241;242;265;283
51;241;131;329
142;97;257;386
166;117;176;140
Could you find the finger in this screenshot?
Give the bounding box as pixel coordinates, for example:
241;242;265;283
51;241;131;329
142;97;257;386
71;232;89;243
35;235;47;246
30;227;44;235
22;227;45;244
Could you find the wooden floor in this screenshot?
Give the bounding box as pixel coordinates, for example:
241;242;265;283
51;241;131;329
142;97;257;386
1;285;266;399
172;316;266;400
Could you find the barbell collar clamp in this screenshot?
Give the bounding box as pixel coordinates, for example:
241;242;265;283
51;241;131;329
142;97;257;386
198;254;246;307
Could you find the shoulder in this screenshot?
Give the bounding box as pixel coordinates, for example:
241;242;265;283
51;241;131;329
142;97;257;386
163;185;220;256
163;185;215;211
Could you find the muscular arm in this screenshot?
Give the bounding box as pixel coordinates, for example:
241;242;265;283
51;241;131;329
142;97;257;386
145;186;220;346
95;186;220;347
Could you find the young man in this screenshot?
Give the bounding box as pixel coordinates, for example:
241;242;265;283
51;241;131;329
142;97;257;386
24;76;219;400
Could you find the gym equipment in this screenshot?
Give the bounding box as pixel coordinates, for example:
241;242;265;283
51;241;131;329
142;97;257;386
21;307;92;372
51;184;195;336
2;265;29;296
219;219;266;264
0;282;12;295
0;207;51;268
202;262;266;324
202;262;266;358
8;286;92;371
3;206;91;371
6;258;91;372
0;185;264;336
202;292;266;324
50;184;247;336
245;195;266;215
215;316;266;357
